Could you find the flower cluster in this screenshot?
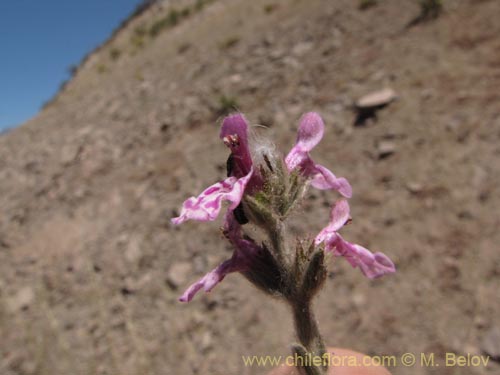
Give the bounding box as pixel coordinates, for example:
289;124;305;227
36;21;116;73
171;112;395;302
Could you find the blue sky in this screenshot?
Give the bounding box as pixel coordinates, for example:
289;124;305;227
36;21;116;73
0;0;142;131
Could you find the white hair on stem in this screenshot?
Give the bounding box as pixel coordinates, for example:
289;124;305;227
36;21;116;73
247;122;280;171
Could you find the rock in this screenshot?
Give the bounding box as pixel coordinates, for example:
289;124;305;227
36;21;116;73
60;144;79;165
406;182;423;194
474;315;487;329
269;48;285;60
7;286;34;312
292;41;313;57
283;56;300;69
123;273;152;293
166;262;192;289
355;88;397;110
124;236;142;263
352;293;366;307
420;88;435;100
354;88;398;126
481;326;500;360
377;140;396;159
200;331;213;353
229;74;242;83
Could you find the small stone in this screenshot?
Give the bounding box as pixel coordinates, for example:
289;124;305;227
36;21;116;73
123;273;151;293
60;144;78;165
474;315;487;329
420;88;435;100
167;262;192;289
283;56;300;69
292;41;313;57
377;140;396;159
269;48;285;60
406;182;423;194
7;286;34;312
370;70;386;82
229;74;242;83
481;326;500;360
200;332;213;353
356;88;397;109
124;236;142;263
352;293;366;307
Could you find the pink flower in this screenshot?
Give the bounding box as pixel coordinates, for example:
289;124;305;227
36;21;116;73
285;112;352;198
315;200;395;278
171;114;261;225
170;168;253;225
179;213;265;302
220;114;253;179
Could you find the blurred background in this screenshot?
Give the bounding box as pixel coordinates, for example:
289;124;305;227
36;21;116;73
0;0;499;374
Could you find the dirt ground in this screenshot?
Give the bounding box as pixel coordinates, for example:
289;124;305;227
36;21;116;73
0;0;499;374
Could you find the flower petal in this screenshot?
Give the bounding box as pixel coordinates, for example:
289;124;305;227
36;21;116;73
316;202;395;279
179;258;241;302
316;230;339;249
179;212;264;302
284;144;307;172
285;112;324;171
220;113;249;146
310;165;352;197
285;113;351;197
295;112;325;152
171;168;253;225
330;200;350;228
335;238;396;279
220;114;253;178
315;200;351;246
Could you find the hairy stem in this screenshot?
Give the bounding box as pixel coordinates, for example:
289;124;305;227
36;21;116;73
268;219;289;267
291;300;328;374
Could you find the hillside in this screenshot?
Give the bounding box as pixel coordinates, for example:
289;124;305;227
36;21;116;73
1;0;499;374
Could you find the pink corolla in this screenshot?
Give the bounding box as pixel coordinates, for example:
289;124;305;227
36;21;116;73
285;112;352;198
170;168;252;225
179;213;266;302
315;200;395;279
171;114;256;226
219;114;253;179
